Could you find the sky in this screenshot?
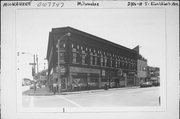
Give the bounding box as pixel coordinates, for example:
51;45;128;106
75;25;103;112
16;8;165;80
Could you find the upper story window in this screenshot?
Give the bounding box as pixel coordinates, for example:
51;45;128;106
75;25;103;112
97;55;101;66
82;54;86;64
58;42;66;63
115;59;118;68
81;51;88;65
72;47;80;64
60;52;65;63
117;60;120;68
94;53;98;66
104;57;107;67
110;58;113;67
89;51;98;66
121;58;124;68
100;55;104;67
72;52;77;63
90;52;93;65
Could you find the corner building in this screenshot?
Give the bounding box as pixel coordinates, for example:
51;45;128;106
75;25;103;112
46;27;138;92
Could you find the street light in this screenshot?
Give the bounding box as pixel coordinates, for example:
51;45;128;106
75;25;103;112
21;52;36;77
56;32;71;93
22;52;39;94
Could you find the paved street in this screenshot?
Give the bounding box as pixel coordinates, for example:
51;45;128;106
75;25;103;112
22;87;160;108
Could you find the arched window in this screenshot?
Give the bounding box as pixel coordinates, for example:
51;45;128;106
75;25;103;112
90;52;93;65
100;55;104;66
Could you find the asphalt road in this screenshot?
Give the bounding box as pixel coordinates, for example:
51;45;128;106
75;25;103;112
22;87;160;108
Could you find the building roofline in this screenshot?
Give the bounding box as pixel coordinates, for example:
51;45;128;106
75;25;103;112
51;26;137;54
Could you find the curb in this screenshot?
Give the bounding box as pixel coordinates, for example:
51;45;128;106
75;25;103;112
61;86;140;95
23;86;140;96
25;93;54;96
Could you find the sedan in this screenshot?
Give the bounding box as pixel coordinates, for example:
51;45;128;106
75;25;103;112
140;82;152;88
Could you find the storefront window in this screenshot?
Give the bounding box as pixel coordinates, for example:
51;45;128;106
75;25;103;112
88;73;99;88
72;73;88;90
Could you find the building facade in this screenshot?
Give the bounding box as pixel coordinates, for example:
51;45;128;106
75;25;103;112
147;66;160;82
46;27;138;91
137;57;147;84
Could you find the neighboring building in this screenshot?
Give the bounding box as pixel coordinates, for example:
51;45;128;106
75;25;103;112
46;27;138;92
133;45;147;84
147;66;160;82
22;78;32;86
34;69;48;85
39;69;48;85
137;56;147;84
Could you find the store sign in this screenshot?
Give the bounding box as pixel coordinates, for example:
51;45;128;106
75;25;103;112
102;70;105;76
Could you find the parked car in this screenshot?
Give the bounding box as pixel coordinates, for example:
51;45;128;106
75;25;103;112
140;81;152;88
152;81;160;86
30;84;35;89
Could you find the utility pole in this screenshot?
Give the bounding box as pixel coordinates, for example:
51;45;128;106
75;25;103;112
33;54;36;75
36;55;39;73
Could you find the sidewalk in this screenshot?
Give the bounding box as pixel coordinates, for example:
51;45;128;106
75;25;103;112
22;87;54;96
23;86;140;96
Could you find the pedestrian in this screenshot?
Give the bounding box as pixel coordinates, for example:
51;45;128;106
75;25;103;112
53;83;57;94
105;84;108;90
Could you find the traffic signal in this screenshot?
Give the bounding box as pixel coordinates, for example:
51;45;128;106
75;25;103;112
32;67;35;76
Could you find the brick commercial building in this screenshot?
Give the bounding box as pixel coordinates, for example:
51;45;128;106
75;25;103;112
46;27;138;92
